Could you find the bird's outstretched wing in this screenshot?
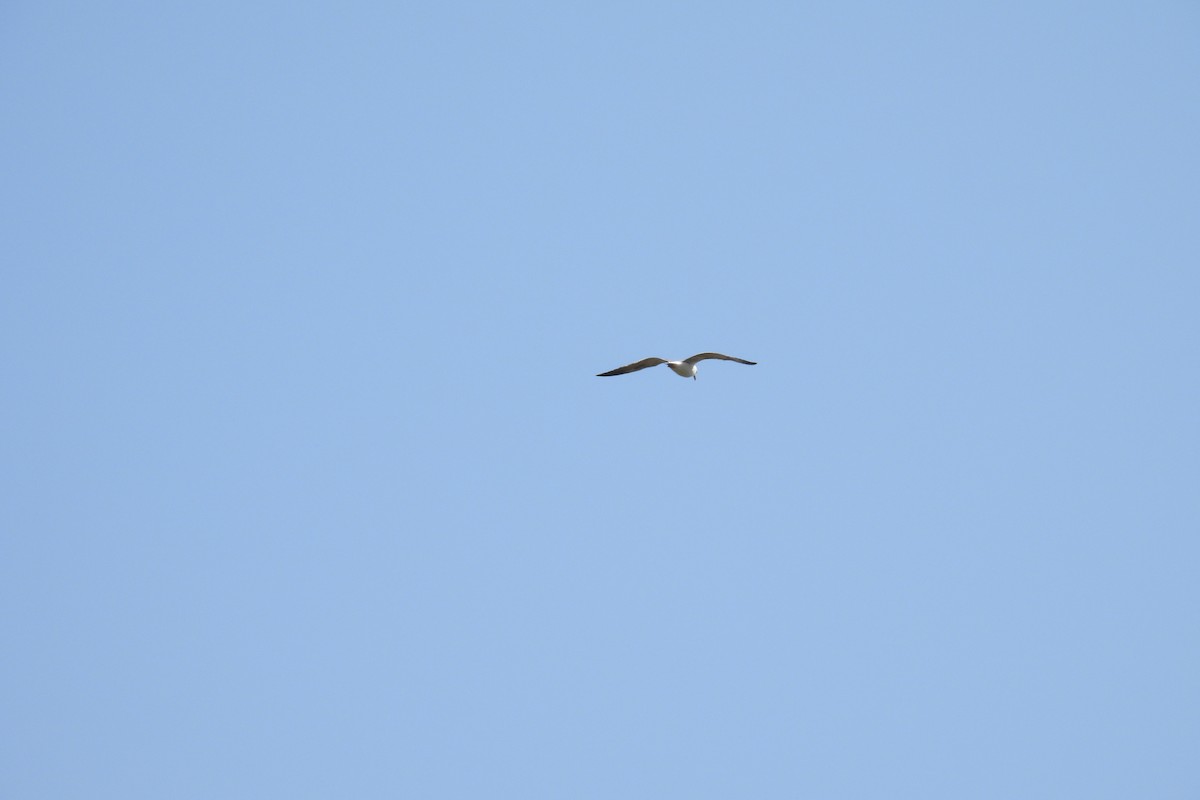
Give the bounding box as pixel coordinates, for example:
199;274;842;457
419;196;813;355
683;353;757;366
596;357;667;376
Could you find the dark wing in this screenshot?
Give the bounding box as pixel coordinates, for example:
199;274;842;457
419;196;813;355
683;353;757;366
596;357;667;377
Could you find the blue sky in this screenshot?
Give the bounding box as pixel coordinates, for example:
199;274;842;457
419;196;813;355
3;2;1198;797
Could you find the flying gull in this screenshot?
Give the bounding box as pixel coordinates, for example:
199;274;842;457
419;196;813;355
596;352;757;380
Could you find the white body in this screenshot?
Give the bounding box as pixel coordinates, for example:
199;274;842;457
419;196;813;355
666;361;698;379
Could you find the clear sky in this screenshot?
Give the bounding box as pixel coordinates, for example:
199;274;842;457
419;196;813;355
3;2;1198;798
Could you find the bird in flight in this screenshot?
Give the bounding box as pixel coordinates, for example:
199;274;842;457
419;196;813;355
596;352;757;380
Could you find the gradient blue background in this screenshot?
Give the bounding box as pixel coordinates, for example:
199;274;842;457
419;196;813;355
3;2;1198;797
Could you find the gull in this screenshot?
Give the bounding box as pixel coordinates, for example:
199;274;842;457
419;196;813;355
596;352;757;380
